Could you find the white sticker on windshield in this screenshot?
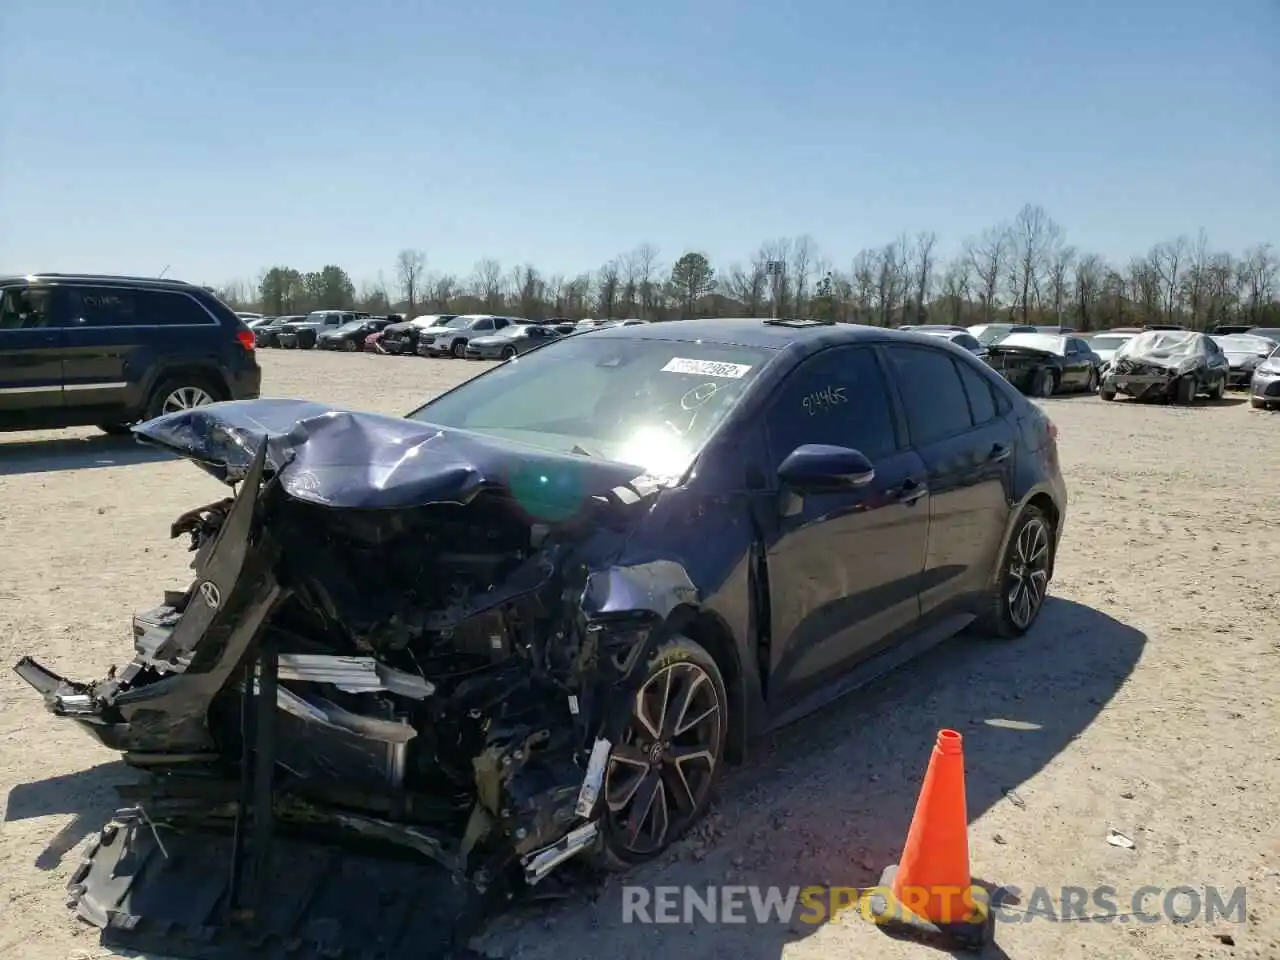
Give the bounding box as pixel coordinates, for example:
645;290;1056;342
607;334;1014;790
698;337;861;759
661;357;752;378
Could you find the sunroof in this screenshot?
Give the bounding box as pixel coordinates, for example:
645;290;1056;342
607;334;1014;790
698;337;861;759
762;317;836;328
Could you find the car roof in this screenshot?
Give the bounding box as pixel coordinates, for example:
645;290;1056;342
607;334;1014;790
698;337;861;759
576;316;949;352
1;272;208;293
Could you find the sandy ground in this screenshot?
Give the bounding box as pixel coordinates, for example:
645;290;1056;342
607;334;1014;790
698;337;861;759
1;349;1277;960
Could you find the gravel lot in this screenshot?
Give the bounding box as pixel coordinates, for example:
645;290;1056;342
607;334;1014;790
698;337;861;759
1;349;1277;960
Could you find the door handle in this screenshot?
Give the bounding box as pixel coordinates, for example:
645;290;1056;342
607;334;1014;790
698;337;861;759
898;479;927;505
989;443;1011;463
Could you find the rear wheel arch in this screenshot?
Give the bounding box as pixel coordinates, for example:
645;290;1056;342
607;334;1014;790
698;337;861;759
136;363;229;415
990;487;1061;587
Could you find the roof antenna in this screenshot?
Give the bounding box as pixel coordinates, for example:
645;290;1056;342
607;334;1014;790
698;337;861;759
157;264;170;279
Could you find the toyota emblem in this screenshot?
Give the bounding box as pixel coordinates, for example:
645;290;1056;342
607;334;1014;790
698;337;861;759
198;581;221;609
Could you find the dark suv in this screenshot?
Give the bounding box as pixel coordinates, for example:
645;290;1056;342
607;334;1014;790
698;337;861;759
0;273;262;435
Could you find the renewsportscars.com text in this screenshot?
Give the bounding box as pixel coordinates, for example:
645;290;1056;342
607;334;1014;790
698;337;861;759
620;884;1247;925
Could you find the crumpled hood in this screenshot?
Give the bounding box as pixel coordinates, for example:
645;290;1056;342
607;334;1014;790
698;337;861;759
132;398;654;515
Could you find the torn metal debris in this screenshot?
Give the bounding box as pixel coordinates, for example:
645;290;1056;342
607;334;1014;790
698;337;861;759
13;400;727;958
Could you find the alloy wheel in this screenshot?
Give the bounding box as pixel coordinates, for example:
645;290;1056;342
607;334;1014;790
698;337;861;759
1006;517;1050;629
604;661;722;856
162;386;215;414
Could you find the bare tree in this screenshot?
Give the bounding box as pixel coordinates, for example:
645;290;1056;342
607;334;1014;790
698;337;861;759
850;249;877;321
911;231;938;322
395;249;426;315
965;224;1009;323
471;258;504;312
1006;204;1061;323
1241;243;1278;322
428;273;457;311
722;261;767;316
1181;229;1212;329
788;235;817;316
1046;245;1076;325
1150;235;1188;322
510;264;544;319
596;260;621;319
619;252;640;317
631;243;660;319
937;259;971;326
1072;254;1106;330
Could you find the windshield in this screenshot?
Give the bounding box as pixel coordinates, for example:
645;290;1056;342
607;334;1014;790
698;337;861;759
405;336;774;478
411;315;448;327
443;315;482;329
992;333;1064;354
1247;328;1280;343
973;325;1030;344
335;320;366;333
303;312;331;323
1089;335;1132;351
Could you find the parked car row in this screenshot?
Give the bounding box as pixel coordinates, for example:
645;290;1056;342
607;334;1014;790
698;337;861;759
255;311;648;360
252;304;1280;411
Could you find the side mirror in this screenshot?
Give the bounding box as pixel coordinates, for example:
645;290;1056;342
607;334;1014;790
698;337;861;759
777;444;875;491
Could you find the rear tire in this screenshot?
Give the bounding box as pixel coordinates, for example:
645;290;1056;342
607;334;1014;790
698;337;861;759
587;635;728;871
1085;368;1099;392
974;505;1054;639
144;376;224;421
1032;368;1056;398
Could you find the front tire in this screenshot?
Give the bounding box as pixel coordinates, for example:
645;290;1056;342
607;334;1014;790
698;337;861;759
1099;384;1117;401
451;340;467;358
591;636;727;870
501;346;517;360
974;505;1054;639
1173;376;1196;405
1207;376;1225;400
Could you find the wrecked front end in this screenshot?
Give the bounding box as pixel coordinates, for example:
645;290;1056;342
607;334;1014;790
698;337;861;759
1105;355;1183;399
1104;331;1209;400
14;401;672;958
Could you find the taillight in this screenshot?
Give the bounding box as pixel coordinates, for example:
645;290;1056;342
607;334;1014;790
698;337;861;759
236;329;256;351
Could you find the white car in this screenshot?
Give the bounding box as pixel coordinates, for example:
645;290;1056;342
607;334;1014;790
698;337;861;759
418;315;519;358
1086;331;1139;375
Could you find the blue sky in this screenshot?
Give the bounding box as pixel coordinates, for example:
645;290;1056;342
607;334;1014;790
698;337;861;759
1;0;1276;289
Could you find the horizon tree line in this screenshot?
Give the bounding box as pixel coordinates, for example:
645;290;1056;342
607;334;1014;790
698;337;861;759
214;204;1280;332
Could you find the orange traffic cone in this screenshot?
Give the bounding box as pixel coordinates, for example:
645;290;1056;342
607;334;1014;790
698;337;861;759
864;729;993;951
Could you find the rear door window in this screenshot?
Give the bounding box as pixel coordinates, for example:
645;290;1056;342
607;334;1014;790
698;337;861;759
64;286;141;326
956;360;998;425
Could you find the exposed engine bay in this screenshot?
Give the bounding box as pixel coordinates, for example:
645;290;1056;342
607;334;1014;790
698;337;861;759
13;401;680;959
